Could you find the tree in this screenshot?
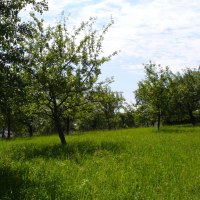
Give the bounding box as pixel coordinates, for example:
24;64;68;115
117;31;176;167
76;81;125;131
95;82;124;130
167;68;200;126
26;16;117;144
0;0;48;138
135;62;172;130
118;103;135;128
0;0;48;68
0;66;26;138
0;0;48;73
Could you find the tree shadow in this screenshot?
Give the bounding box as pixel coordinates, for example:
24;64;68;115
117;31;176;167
0;165;74;200
10;140;125;162
159;128;196;134
0;166;26;200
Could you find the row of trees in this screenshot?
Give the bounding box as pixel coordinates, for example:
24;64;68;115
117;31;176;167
1;1;199;144
135;62;200;130
1;0;136;144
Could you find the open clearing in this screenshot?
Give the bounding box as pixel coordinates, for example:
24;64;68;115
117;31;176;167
0;126;200;200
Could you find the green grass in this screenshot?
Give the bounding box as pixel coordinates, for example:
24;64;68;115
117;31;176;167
0;126;200;200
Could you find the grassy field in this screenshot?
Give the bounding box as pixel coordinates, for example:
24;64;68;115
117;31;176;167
0;126;200;200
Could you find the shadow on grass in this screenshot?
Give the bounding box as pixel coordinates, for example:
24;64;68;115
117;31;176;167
0;166;26;200
10;140;125;161
159;127;197;134
0;165;74;200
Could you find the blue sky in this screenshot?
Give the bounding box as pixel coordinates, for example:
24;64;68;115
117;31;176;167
21;0;200;103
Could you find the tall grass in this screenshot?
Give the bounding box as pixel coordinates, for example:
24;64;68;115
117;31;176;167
0;126;200;199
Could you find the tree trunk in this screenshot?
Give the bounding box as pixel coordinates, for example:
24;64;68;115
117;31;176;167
54;112;66;144
66;116;70;135
189;110;195;126
7;114;11;139
2;127;5;138
52;98;66;145
187;104;195;126
157;110;161;131
28;124;33;137
55;117;66;145
107;118;111;130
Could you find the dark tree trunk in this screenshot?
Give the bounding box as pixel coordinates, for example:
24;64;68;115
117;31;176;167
107;118;111;130
2;127;5;138
54;117;66;145
66;116;70;135
28;124;33;137
7;114;11;139
53;101;66;145
187;104;195;126
157;110;161;131
189;110;195;126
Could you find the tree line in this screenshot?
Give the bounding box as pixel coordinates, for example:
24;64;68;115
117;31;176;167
1;0;200;144
135;62;200;130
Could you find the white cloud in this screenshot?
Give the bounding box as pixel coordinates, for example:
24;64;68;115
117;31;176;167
20;0;200;73
18;0;200;101
63;0;200;72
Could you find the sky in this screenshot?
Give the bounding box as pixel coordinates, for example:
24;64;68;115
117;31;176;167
21;0;200;103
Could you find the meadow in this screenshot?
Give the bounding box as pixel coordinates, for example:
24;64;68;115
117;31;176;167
0;126;200;200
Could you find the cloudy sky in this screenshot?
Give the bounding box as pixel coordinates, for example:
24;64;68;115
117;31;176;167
22;0;200;102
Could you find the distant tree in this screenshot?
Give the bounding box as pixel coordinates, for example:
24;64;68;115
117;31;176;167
134;100;155;127
14;73;40;137
73;101;102;131
118;103;135;128
26;16;117;144
0;66;26;138
168;68;200;126
135;62;172;130
77;83;125;131
95;83;124;130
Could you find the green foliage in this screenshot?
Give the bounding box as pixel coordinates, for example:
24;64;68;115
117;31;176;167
94;83;124;130
1;0;199;141
0;2;118;142
135;62;173;129
118;104;135;128
134;62;200;127
166;68;200;125
0;0;48;138
0;126;200;199
76;79;127;131
25;15;117;144
0;0;48;66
